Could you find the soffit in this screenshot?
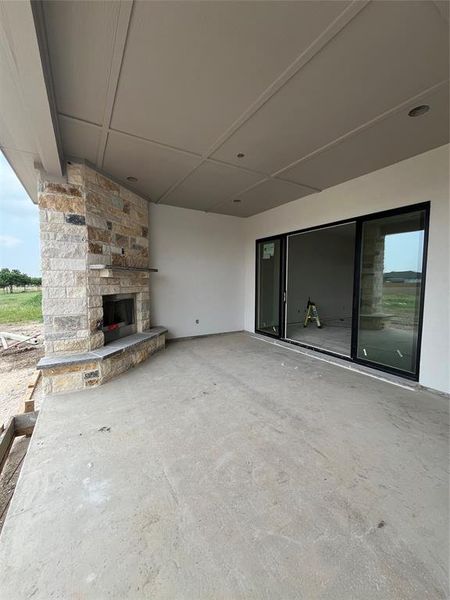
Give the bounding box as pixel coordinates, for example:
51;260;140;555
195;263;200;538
30;0;449;216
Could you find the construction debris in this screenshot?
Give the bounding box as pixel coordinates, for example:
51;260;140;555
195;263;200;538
0;332;40;352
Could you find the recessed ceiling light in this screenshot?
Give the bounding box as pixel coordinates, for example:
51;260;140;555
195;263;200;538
408;105;430;118
233;198;241;203
126;176;138;182
236;152;245;158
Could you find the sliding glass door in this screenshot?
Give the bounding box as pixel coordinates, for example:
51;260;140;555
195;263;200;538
256;238;282;337
286;223;356;356
355;208;427;376
255;203;429;380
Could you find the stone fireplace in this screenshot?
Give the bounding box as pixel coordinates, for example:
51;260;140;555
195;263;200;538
37;161;166;393
102;293;137;344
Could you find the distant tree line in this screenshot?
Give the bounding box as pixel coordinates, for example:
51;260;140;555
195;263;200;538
0;268;42;293
383;270;421;282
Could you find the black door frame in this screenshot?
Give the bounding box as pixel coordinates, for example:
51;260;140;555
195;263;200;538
254;235;285;340
254;201;430;381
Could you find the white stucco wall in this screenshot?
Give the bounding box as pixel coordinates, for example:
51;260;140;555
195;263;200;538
149;203;245;339
243;144;450;393
148;145;448;392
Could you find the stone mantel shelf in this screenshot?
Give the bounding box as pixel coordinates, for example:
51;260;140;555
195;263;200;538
37;327;168;371
89;265;158;272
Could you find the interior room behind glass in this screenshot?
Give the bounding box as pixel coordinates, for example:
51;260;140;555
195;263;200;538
286;223;356;356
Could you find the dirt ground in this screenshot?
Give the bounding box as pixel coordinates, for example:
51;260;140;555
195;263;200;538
0;321;44;532
0;321;44;427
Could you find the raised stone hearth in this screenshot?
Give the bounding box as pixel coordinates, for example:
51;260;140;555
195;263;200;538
38;328;166;392
37;162;166;393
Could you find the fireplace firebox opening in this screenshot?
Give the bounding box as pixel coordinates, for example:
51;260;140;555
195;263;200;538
102;293;137;344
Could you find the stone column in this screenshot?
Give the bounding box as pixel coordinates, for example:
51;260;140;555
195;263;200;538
38;171;90;355
38;162;152;357
360;224;385;328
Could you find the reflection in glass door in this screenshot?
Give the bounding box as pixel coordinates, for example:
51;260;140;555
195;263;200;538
256;238;281;337
356;208;427;376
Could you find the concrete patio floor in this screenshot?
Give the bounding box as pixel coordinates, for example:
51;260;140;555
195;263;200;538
0;332;448;599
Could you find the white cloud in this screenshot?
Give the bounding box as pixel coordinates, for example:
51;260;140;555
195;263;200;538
0;234;22;248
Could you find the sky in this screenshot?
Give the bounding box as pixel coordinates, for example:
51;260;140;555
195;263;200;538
384;230;424;273
0;152;40;276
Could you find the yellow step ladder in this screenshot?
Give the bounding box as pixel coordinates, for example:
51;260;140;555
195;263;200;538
303;298;322;328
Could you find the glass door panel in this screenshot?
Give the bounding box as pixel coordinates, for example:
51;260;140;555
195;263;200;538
286;223;356;356
256;239;281;337
356;209;426;375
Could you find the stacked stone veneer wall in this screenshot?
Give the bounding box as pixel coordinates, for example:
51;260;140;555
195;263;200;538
39;162;151;355
38;161;162;393
43;333;165;394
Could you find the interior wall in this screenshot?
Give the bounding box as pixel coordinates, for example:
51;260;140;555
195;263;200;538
149;203;245;339
244;144;450;394
287;224;355;327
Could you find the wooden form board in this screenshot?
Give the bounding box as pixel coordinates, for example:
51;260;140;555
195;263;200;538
0;419;15;476
0;412;39;477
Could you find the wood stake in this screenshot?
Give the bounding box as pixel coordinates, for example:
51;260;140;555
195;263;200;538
23;371;41;414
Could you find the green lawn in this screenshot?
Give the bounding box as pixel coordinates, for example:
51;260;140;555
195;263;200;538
0;291;43;324
382;283;420;327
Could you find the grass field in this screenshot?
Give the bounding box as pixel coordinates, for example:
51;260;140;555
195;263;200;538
382;283;420;327
0;291;43;324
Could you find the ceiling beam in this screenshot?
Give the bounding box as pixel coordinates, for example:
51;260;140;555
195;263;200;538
96;0;134;169
0;0;62;177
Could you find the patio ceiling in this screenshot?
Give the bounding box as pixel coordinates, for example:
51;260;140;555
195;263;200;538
1;1;449;216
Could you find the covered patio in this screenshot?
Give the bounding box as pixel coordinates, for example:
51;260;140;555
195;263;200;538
0;333;447;598
0;1;449;597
